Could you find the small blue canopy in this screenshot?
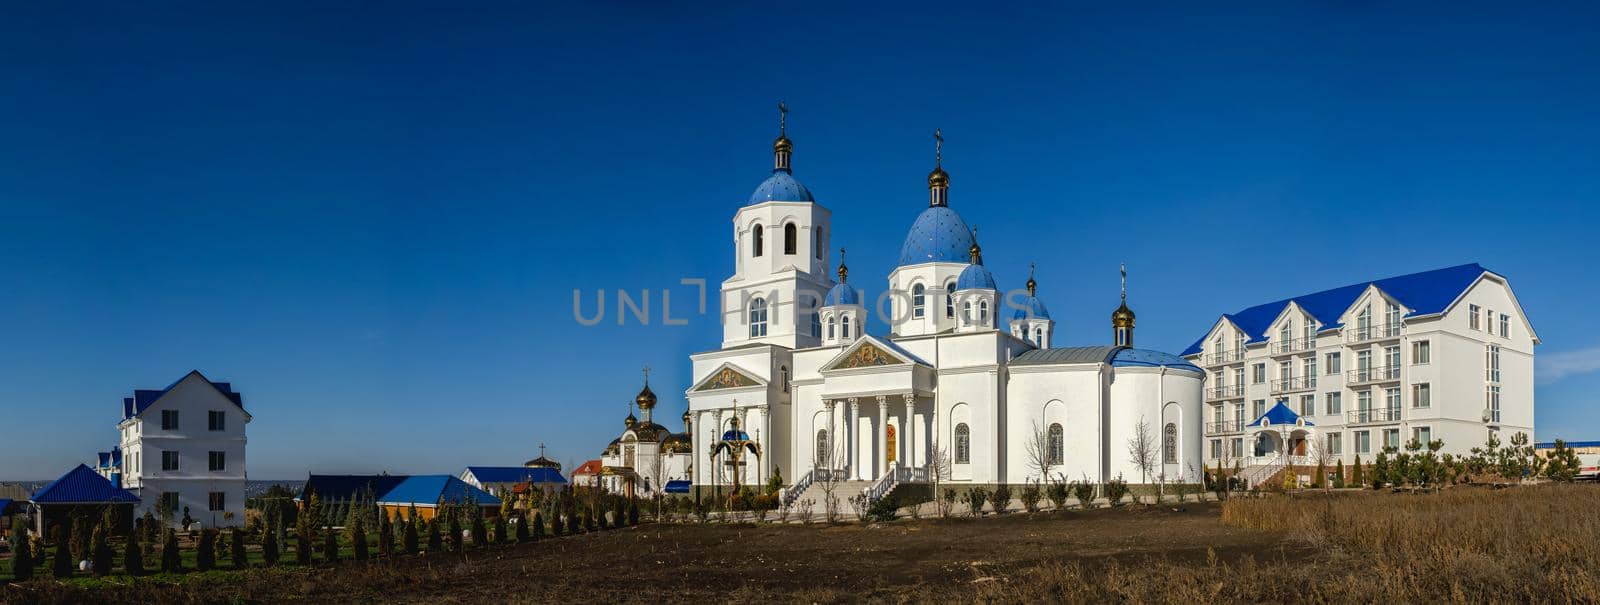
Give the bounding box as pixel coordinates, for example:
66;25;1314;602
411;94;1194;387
663;480;692;494
1248;400;1312;428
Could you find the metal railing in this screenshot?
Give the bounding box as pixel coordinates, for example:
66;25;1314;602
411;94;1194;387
1347;407;1403;425
863;463;900;504
1270;375;1317;394
1204;349;1246;366
1205;384;1245;400
782;468;847;507
1347;365;1401;384
1273;337;1314;355
1205;420;1244;435
1346;322;1402;343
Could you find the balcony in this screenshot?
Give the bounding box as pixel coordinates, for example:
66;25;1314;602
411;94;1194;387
1203;349;1246;366
1205;384;1244;401
1347;365;1401;385
1205;420;1245;435
1272;337;1315;356
1270;375;1317;395
1347;407;1403;425
1345;322;1402;344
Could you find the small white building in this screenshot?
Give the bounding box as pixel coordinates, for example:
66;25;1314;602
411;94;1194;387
1184;264;1537;481
113;370;251;527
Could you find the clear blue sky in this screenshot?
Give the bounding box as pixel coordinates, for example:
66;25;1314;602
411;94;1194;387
2;2;1597;480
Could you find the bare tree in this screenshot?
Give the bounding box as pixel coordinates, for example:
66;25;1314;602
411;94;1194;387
928;437;955;518
1126;415;1158;504
1311;434;1336;494
646;448;669;520
812;432;849;524
1022;421;1056;486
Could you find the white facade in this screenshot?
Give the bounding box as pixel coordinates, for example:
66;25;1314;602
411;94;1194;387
681;126;1204;496
1189;266;1537;472
116;371;251;528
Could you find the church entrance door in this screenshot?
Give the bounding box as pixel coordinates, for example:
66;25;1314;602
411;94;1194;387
886;425;897;464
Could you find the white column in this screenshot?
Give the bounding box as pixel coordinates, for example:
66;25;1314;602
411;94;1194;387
903;393;915;470
825;400;838;470
846;398;859;480
876;395;889;477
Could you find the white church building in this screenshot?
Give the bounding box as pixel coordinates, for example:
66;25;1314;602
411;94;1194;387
683;113;1204;503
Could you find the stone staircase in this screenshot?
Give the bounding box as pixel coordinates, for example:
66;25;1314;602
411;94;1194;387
784;479;873;511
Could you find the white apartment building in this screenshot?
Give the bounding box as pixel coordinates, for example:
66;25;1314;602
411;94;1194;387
107;371;252;527
1184;264;1536;473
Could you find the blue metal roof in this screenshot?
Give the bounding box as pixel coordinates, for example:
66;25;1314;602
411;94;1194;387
1247;400;1312;428
721;429;752;441
1011;296;1050;321
824;282;860;306
1535;441;1600;449
955;263;996;291
1110;348;1204;374
663;480;691;494
0;499;14;514
31;464;139;504
898;206;975;266
296;474;408;503
749;170;813;204
378;475;500;507
1182;264;1491;356
464;466;568;485
124;370;244;420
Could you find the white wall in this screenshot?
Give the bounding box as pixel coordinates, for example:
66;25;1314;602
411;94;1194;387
120;373;249;528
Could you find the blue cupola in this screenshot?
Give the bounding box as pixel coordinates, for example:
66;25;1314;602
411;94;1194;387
1012;269;1051;320
825;249;861;306
748;102;814;204
897;129;975;266
954;238;995;291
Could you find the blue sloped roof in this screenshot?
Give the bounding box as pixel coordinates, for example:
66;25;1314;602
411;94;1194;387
955;263;996;291
1182;264;1490;356
1011;295;1050;321
0;499;14;514
124;370;245;420
824;282;860;306
32;464;139;504
1248;400;1312;428
378;475;500;507
664;480;691;494
465;466;567;485
749;170;814;204
721;429;752;441
296;474;408;503
1535;441;1600;449
898;205;975;266
1111;348;1204;374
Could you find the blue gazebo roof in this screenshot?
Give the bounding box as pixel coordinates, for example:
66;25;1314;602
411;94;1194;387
1248;400;1312;428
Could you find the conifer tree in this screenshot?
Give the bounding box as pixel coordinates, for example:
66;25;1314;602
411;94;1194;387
231;528;248;569
426;516;442;553
492;514;507;545
403;513;420;555
470;505;487;548
1352;455;1365;487
71;515;91;564
614;499;627;529
567;508;580;534
448;512;464;553
122;525;142;576
514;513;529;543
532;512;545;541
196;529;216;571
378;509;394;558
323;523;340;564
352;515;369;561
11;523;34;581
1313;462;1326;489
628;501;640;526
295;509;313;565
161;528;181;573
262;521;280;566
52;526;73;579
87;523;109;577
1334;460;1346;488
1373;449;1391;489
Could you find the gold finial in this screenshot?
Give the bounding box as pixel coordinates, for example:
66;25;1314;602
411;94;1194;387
642;364;652;385
968;225;982;264
1027;262;1037;296
935;128;943;166
837;247;848;282
773;101;793;172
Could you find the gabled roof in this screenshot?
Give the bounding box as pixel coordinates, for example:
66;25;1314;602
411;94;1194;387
571;460;603;476
822;335;930;371
377;475;500;508
123;370;246;420
1183;263;1493;356
689;362;766;393
31;464;139;504
1248;401;1312;428
464;466;568;485
296;474;408;503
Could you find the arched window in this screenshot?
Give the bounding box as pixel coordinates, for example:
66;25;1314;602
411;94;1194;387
944;280;956;318
979;300;989;324
962;301;973;325
1048;423;1064;465
1035;327;1043;345
815;226;824;259
1163;423;1178;464
841;315;852;338
752;225;764;257
816;429;830;466
955;423;971;464
780;366;790;392
810;311;821;338
827;316;836;339
911;284;926;318
784;223;797;255
749;297;768;337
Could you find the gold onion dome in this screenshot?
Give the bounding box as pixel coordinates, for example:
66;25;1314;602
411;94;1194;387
635;383;657;410
773;135;793;154
928;165;949;189
624;412;637;428
682;409;692;424
1112;302;1136;326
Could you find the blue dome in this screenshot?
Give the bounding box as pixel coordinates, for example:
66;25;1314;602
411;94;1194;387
1110;348;1203;373
824;283;861;306
955;263;996;291
749;171;814;204
1011;296;1050;320
898;206;975;266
